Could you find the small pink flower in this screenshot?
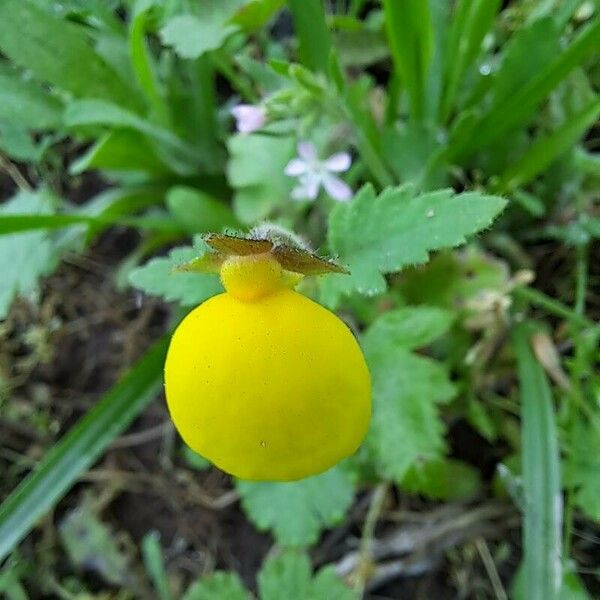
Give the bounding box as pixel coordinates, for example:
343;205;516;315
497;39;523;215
284;141;352;202
230;104;266;134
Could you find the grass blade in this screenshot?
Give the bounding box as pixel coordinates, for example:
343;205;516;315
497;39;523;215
142;532;174;600
440;0;502;123
498;98;600;192
0;213;183;235
450;16;600;161
129;5;169;125
382;0;433;121
288;0;331;74
0;338;168;562
513;322;562;600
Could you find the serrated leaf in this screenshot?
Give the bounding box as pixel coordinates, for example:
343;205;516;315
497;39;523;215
129;237;222;306
363;308;456;482
258;552;312;600
236;467;354;546
227;132;295;224
182;572;249;600
258;551;356;600
362;306;453;350
322;184;507;307
0;190;61;319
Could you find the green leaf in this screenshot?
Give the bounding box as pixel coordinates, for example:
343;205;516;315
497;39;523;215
182;572;249;600
381;123;442;186
0;69;63;129
160;5;240;60
512;323;562;600
236;467;355;547
288;0;331;74
181;446;211;472
513;562;593;600
440;0;502;122
450;16;600;160
498;98;600;191
64;100;197;161
398;248;510;309
402;458;481;500
129;237;222;306
227;132;295;224
564;420;600;522
0;338;168;562
492;18;561;110
382;0;433;121
142;532;175;600
231;0;286;32
70;129;171;175
129;5;169;124
166;186;239;234
322;184;507;307
0;213;181;236
258;551;356;600
362;306;453;350
60;500;131;586
364;331;456;481
0;0;137;108
0;123;45;162
0;190;60;319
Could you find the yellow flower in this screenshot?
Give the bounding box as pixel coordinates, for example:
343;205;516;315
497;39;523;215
164;235;371;481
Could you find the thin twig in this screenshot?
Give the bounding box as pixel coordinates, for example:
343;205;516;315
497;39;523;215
475;537;508;600
0;153;32;192
352;483;388;596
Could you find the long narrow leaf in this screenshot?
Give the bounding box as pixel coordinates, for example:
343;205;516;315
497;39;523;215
440;0;502;123
498;98;600;191
0;213;183;235
0;338;169;562
129;6;169;125
513;323;562;600
382;0;433;121
288;0;331;74
450;16;600;161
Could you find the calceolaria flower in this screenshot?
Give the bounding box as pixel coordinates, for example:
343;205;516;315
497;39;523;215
164;228;371;481
230;103;267;134
285;141;353;202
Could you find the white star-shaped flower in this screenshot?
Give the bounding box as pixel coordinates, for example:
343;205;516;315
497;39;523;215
284;141;353;202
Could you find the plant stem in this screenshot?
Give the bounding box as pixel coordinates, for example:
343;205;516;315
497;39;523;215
353;483;387;597
513;286;595;330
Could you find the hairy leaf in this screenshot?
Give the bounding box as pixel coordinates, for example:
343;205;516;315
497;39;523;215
237;467;354;546
322;184;506;307
258;551;356;600
182;572;249;600
129;237;222;306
